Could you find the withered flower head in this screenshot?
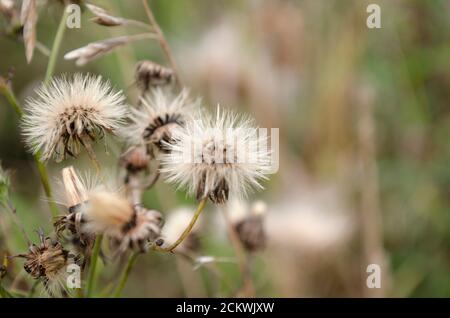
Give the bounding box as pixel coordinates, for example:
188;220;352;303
119;144;151;173
135;60;174;92
160;107;272;204
82;191;163;252
123;88;196;150
21;73;128;162
233;200;267;253
16;230;71;296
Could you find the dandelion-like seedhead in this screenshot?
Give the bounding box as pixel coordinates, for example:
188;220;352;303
123;88;196;150
160;107;272;204
21;73;128;162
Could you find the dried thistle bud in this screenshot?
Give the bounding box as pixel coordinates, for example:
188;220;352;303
83;191;163;253
135;60;174;91
120;145;151;173
15;231;71;296
86;3;126;27
235;215;266;253
230;200;267;253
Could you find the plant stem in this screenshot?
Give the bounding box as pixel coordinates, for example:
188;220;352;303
220;207;255;297
155;198;207;253
0;86;59;217
85;234;103;298
44;6;70;85
113;252;139;298
142;0;182;87
27;279;40;298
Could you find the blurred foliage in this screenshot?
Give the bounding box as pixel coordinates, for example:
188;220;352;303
0;0;450;297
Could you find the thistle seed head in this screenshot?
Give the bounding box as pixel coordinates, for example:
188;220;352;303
21;73;128;162
160;107;272;204
123;88;196;151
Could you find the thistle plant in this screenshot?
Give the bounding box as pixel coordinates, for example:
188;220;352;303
0;0;273;298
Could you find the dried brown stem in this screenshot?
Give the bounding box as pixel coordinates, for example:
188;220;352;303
220;207;255;298
141;0;182;87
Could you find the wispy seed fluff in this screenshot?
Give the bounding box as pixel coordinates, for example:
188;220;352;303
160;107;272;204
82;191;163;252
21;73;128;162
123;88;196;150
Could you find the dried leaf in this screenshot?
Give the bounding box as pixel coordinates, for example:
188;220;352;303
86;3;126;27
20;0;37;63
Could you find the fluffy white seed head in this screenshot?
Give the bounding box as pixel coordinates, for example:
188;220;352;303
122;88;197;149
160;107;272;204
21;73;128;162
81;190;162;252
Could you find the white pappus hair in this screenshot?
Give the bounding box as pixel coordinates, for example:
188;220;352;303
160;107;272;204
122;88;197;149
21;73;128;162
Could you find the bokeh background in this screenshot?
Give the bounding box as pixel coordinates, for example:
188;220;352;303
1;0;450;297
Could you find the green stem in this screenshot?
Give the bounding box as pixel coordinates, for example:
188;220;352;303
27;279;40;298
155;198;207;253
113;252;139;297
0;87;59;217
86;234;103;298
44;6;70;84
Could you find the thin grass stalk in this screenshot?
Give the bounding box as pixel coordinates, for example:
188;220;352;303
141;0;182;87
85;234;103;298
44;6;70;85
113;252;139;297
0;87;59;217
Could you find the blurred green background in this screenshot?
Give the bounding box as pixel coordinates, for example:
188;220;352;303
1;0;450;297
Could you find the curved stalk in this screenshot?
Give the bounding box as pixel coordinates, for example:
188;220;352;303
0;86;59;217
155;198;207;253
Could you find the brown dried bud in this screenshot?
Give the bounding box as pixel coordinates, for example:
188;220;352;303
235;215;266;253
86;3;126;27
15;231;70;295
135;60;174;91
120;145;151;173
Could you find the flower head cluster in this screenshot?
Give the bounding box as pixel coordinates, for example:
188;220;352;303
22;73;128;162
160;107;272;204
56;166;162;254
